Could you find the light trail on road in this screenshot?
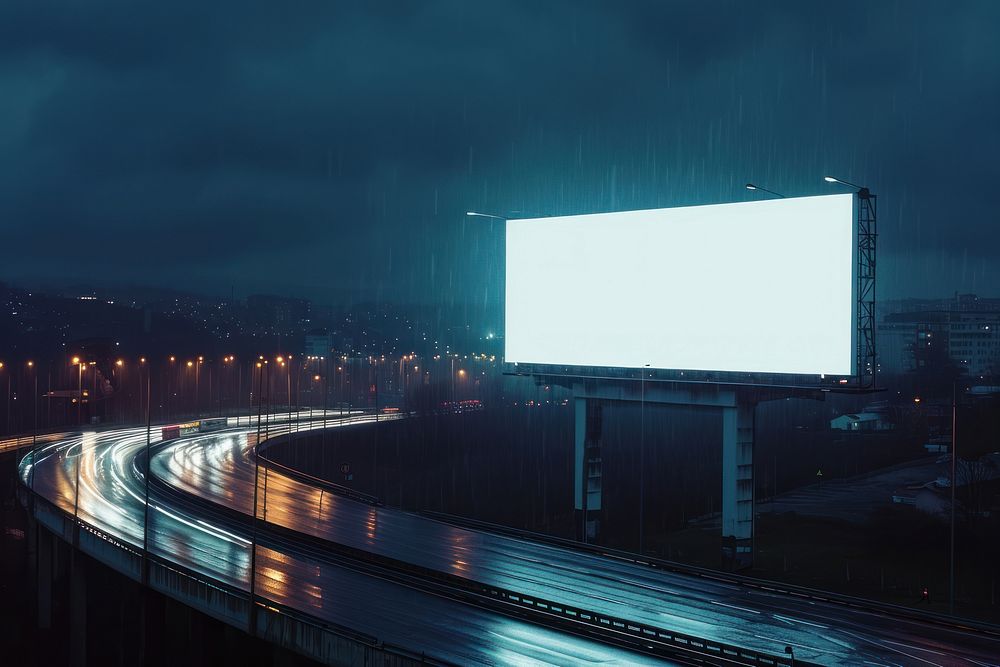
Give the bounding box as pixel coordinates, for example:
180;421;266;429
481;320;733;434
20;416;667;666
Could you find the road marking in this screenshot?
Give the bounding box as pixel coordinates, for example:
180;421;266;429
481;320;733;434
882;639;949;657
773;613;828;629
839;629;944;667
710;600;761;614
819;633;856;650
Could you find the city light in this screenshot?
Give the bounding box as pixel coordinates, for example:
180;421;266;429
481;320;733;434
71;356;81;365
187;360;194;368
169;356;176;363
116;359;123;367
27;360;34;367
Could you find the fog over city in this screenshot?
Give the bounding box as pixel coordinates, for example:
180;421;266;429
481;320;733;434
1;1;998;304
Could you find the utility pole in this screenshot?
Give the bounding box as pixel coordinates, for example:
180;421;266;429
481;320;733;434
950;380;958;615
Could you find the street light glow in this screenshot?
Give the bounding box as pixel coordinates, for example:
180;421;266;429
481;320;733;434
466;211;507;221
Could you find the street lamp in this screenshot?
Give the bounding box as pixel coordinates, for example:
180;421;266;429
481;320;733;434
824;175;872;198
745;183;785;198
465;211;507;221
1;361;8;436
27;360;38;495
73;357;86;426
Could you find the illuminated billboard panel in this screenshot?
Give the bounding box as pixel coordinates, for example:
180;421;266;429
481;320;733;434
505;194;855;377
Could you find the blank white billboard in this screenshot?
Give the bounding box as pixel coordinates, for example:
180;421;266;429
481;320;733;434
505;194;855;376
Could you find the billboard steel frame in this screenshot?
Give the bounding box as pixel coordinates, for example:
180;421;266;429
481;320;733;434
856;190;877;390
505;192;877;392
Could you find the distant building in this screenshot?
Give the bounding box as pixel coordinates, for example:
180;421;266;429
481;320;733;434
830;412;893;432
247;294;311;331
878;294;1000;377
304;330;334;358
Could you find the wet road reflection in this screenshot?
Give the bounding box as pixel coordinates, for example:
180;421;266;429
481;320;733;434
21;419;668;665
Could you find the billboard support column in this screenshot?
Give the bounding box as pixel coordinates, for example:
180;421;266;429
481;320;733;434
722;397;756;570
574;395;603;543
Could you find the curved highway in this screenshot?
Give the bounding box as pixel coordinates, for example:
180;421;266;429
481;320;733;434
18;415;1000;666
19;417;665;666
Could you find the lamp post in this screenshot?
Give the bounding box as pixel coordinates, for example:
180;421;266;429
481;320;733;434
949;378;964;615
373;355;379;500
4;362;11;436
72;358;86;535
824;175;871;198
745;183;786;198
639;363;650;555
28;361;38;497
168;356;176;422
249;358;267;634
72;357;84;426
142;359;152;584
196;356;203;419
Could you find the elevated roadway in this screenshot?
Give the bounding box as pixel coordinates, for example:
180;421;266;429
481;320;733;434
16;413;1000;665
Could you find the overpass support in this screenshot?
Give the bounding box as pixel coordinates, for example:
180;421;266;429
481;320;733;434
570;381;760;570
721;401;755;571
574;398;603;542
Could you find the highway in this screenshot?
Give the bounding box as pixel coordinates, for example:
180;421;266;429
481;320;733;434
18;417;666;666
19;414;1000;666
150;421;1000;666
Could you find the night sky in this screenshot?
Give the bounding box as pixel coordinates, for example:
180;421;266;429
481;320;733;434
1;1;997;306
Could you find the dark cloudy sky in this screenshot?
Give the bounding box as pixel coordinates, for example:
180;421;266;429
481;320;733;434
1;1;997;306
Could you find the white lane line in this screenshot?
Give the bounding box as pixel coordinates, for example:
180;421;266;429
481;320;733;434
882;639;950;657
839;629;945;667
819;633;856;650
966;659;997;667
709;600;761;614
773;613;828;629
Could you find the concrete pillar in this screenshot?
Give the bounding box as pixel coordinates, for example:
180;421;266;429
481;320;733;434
70;551;87;667
722;400;755;570
574;398;602;542
37;525;52;630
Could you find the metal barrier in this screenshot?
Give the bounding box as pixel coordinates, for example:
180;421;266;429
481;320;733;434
421;511;1000;640
20;486;436;667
